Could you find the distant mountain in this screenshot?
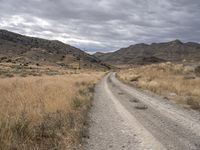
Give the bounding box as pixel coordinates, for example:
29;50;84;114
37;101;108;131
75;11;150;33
93;52;107;58
0;29;110;69
94;40;200;65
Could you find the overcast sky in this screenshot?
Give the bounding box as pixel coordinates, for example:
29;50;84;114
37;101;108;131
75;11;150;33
0;0;200;52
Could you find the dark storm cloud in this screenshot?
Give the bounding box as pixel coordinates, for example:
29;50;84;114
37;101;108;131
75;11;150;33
0;0;200;52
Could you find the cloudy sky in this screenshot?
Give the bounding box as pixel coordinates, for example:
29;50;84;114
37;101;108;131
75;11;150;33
0;0;200;52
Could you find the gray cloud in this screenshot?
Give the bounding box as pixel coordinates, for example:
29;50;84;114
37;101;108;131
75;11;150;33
0;0;200;52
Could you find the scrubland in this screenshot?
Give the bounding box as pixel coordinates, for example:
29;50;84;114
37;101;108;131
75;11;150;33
0;63;82;78
118;62;200;110
0;65;105;150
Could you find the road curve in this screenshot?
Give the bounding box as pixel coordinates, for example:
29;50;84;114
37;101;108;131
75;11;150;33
83;72;200;150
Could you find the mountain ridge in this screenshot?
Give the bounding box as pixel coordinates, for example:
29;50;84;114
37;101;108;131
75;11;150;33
0;29;110;69
94;40;200;65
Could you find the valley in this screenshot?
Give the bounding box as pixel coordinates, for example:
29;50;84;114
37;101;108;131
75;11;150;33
0;30;200;150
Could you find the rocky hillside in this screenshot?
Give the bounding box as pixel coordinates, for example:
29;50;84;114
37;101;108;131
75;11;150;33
0;29;109;69
94;40;200;65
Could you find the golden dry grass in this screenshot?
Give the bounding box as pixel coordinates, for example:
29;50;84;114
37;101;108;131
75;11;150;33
118;62;200;110
0;71;105;150
0;62;87;78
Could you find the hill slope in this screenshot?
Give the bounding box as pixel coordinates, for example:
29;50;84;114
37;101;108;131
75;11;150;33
94;40;200;65
0;29;109;69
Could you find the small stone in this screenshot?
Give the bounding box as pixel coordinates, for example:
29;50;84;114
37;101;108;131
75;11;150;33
169;93;177;97
129;98;139;103
109;145;113;148
118;92;124;95
135;104;148;110
163;96;169;100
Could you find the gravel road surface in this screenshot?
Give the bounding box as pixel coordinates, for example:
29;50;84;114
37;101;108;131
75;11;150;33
83;72;200;150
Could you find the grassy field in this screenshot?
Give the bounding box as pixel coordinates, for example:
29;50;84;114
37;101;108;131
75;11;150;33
0;66;105;150
117;62;200;110
0;63;83;78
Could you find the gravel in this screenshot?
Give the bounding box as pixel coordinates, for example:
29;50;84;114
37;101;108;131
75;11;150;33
83;72;200;150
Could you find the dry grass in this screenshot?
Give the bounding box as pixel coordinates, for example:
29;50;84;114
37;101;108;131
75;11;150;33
0;63;91;78
0;71;104;150
118;62;200;110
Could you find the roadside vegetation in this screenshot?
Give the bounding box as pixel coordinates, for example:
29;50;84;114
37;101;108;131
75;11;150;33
117;62;200;110
0;66;105;150
0;63;84;78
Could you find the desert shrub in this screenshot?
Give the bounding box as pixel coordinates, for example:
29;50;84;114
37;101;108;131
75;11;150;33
195;66;200;77
3;73;14;78
130;75;141;82
186;97;200;110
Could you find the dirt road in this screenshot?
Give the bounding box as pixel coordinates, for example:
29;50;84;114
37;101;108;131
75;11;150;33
83;72;200;150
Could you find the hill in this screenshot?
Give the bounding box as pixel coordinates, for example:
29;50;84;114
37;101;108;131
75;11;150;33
94;40;200;65
0;29;109;69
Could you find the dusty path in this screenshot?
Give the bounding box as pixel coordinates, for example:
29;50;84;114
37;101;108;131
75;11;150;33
83;72;200;150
